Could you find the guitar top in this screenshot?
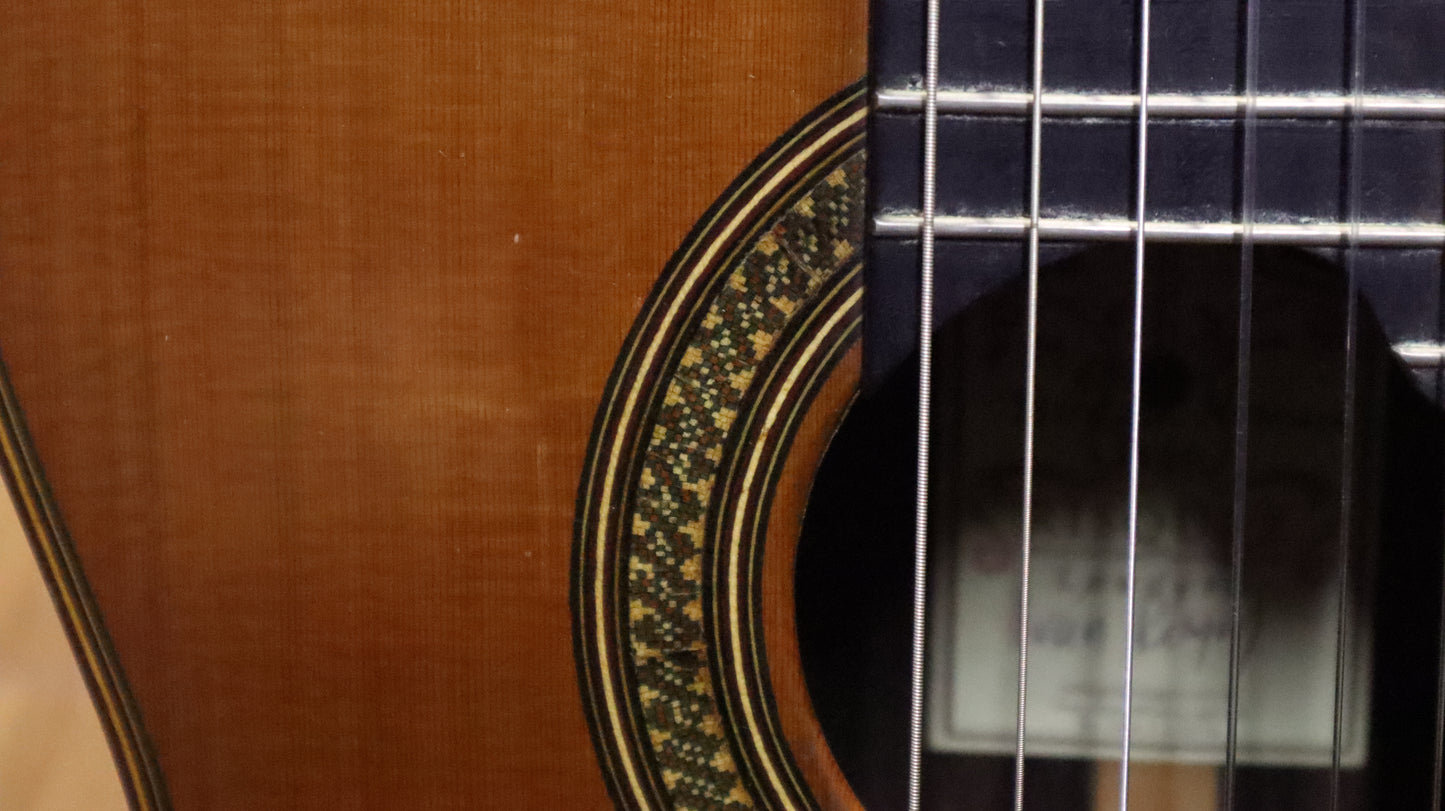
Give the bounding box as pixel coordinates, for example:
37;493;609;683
7;0;1445;808
0;2;865;808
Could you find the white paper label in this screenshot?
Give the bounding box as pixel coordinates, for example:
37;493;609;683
927;530;1371;766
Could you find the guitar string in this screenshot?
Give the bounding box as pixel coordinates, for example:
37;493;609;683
1433;22;1445;811
1330;0;1368;806
1012;0;1047;804
1435;361;1445;811
911;5;1387;810
1431;12;1445;803
907;0;942;807
1224;0;1264;803
1435;334;1445;805
1118;0;1153;804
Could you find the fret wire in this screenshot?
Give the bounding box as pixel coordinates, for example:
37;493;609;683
874;88;1445;121
871;215;1445;247
906;0;942;808
1118;0;1153;804
1013;0;1047;803
1398;343;1445;368
1330;0;1369;807
1224;0;1264;803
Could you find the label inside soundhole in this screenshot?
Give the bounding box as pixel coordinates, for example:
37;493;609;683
926;504;1372;766
919;246;1385;768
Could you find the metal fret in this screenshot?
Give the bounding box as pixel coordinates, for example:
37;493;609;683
1395;342;1445;368
875;88;1445;121
873;215;1445;247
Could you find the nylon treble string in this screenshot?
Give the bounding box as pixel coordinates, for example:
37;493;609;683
1330;0;1369;807
1224;0;1264;804
1013;0;1048;804
1118;0;1154;804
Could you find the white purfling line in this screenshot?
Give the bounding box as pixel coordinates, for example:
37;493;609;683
590;106;865;810
875;88;1445;120
728;287;862;809
872;215;1445;247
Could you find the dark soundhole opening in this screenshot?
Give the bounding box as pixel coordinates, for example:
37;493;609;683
796;244;1445;809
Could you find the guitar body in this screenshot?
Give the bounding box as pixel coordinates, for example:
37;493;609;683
0;2;866;807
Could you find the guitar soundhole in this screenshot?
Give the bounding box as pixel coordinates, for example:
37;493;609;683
796;244;1445;808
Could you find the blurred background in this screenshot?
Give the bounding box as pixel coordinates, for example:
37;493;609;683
0;493;126;810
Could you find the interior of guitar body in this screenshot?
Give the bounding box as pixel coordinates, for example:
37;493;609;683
797;0;1445;807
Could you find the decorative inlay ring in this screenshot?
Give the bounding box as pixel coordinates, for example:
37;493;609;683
572;83;867;810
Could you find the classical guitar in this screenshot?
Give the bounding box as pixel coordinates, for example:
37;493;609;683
4;0;1444;808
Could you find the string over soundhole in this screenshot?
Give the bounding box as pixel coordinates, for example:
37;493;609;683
799;245;1444;809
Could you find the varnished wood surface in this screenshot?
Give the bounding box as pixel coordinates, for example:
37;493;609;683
1095;764;1218;811
0;1;867;807
765;348;865;811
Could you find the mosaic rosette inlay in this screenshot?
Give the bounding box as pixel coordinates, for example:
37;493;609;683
573;84;867;810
